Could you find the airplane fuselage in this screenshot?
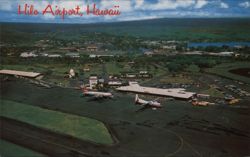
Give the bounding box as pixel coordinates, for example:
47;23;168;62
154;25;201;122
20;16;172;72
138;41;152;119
135;94;162;108
83;91;113;98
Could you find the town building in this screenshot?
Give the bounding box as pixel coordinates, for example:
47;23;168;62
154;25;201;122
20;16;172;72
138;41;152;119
87;45;98;52
20;52;38;58
48;54;62;58
89;76;98;89
65;52;80;58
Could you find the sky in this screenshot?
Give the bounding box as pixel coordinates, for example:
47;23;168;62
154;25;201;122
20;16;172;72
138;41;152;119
0;0;250;23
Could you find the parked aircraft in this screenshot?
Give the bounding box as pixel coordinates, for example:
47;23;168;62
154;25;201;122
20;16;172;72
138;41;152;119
135;94;162;110
81;88;113;98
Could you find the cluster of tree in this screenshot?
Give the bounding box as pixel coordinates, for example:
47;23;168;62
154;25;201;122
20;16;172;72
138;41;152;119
166;55;234;72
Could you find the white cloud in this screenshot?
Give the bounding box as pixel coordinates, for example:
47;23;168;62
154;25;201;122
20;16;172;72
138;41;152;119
0;0;13;11
135;0;144;9
100;0;132;12
117;15;159;22
194;0;208;9
41;13;55;20
239;1;250;8
220;2;229;8
54;1;86;10
142;0;196;10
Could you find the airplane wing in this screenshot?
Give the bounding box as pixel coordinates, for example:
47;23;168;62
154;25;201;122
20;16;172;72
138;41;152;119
153;97;163;102
94;95;103;98
135;105;150;113
141;102;150;107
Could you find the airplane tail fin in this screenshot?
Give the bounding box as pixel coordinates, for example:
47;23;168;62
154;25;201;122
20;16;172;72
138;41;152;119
135;94;139;104
83;88;88;93
81;86;88;93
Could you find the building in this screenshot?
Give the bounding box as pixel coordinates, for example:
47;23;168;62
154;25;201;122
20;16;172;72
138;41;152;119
65;52;80;58
162;45;176;50
48;54;62;58
144;51;154;56
208;52;234;57
120;73;137;79
138;71;152;78
60;47;77;51
108;80;123;86
69;69;75;78
83;68;90;72
197;94;210;99
0;69;42;79
182;51;202;55
39;53;49;57
87;45;98;52
20;52;38;58
89;55;114;58
89;76;98;89
116;82;195;100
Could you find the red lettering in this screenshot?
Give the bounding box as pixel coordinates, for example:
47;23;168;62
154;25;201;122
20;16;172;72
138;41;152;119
87;4;121;16
18;4;27;14
43;5;54;16
18;4;39;15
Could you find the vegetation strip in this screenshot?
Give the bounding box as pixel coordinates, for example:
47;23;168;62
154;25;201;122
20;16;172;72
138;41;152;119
0;100;113;145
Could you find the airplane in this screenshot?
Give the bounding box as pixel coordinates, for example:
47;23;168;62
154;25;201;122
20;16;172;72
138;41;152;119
191;98;215;106
81;88;113;99
135;94;162;111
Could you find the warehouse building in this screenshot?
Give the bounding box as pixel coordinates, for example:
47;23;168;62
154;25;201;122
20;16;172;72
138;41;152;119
0;69;43;79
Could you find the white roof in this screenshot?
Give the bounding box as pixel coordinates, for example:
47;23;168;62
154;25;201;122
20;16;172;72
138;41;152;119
108;81;122;85
116;83;195;99
0;69;41;78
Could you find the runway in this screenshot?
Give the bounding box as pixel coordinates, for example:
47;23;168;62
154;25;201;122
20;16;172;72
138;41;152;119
1;79;250;156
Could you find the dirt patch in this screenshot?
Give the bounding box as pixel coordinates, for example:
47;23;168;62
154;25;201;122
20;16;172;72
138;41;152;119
229;68;250;78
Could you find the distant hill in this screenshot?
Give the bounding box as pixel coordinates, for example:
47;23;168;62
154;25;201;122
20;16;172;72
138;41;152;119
1;18;250;43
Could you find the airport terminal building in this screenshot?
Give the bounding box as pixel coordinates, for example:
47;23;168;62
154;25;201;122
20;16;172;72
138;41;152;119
116;82;195;100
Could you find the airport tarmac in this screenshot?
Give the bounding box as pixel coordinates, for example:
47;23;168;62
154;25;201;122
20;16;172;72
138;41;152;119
1;79;250;157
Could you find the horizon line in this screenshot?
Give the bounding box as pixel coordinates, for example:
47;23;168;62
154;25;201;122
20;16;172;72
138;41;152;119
1;16;250;25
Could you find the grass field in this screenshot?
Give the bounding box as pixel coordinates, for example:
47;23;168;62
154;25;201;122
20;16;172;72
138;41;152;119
160;75;193;84
201;87;224;98
206;62;250;84
105;62;124;74
0;139;46;157
0;100;113;145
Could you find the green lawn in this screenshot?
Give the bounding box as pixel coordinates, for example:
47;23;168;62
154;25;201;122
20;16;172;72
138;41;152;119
160;75;193;84
0;100;113;145
201;87;224;98
0;139;46;157
206;62;250;84
105;62;124;74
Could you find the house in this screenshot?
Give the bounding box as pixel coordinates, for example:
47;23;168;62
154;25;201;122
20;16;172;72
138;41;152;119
162;45;176;50
144;51;154;56
83;68;90;72
20;52;38;58
87;45;98;52
126;73;137;79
